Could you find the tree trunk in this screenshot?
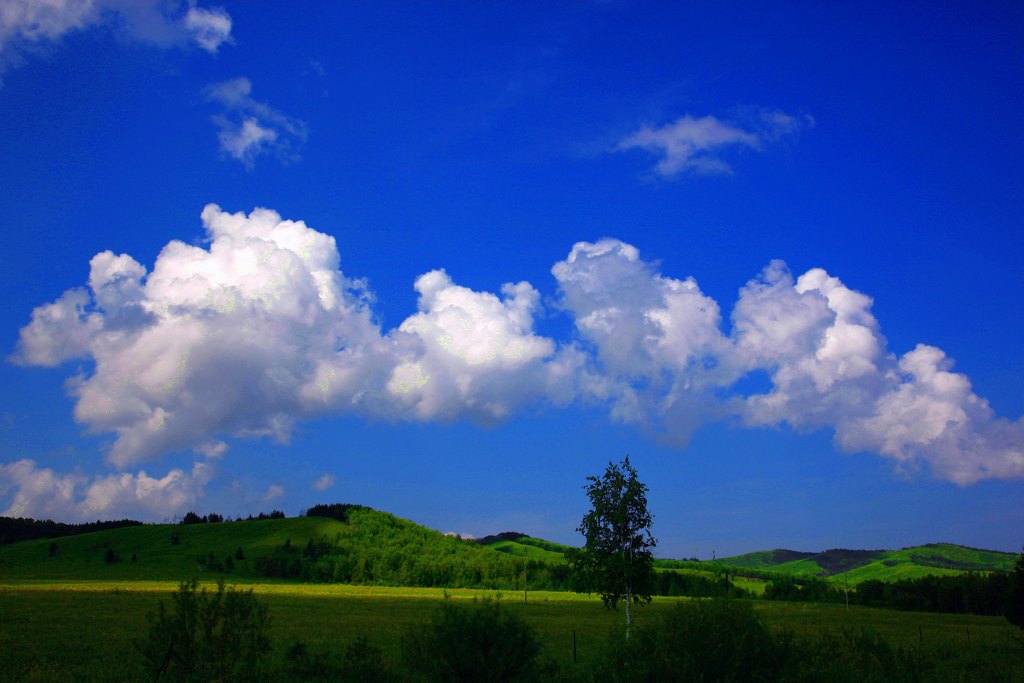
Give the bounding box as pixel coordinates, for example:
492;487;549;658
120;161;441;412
626;583;632;639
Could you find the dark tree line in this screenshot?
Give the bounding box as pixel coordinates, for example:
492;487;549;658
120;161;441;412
180;510;285;524
762;556;1024;623
0;516;142;545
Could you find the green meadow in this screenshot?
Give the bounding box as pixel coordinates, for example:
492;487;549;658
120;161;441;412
1;513;1022;681
2;581;1022;682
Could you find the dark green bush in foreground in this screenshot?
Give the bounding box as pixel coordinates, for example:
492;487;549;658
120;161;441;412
403;598;549;683
597;599;783;682
282;635;398;683
136;579;271;682
591;598;939;683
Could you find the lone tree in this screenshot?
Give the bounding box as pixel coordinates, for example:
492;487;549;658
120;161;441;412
569;455;656;636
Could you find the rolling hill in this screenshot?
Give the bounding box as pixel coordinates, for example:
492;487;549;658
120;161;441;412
719;543;1017;581
0;508;1016;588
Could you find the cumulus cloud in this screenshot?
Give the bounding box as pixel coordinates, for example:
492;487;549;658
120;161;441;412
311;474;335;491
0;458;211;520
0;0;233;82
206;77;308;168
12;205;1023;485
616;110;812;177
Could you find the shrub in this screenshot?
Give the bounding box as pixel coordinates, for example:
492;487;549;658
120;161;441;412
597;598;782;682
104;547;119;563
281;636;396;683
403;599;546;683
47;542;57;557
136;579;271;682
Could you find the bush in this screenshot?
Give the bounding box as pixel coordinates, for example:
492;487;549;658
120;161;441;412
597;598;782;682
137;579;271;682
403;599;547;682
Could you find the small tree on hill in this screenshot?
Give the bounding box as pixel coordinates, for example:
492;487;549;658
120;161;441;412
569;455;656;637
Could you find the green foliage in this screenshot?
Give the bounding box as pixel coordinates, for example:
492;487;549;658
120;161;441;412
766;575;843;603
282;636;397;682
596;598;782;682
403;599;547;683
569;456;656;632
136;579;271;682
657;568;752;598
1004;547;1024;628
181;511;205;525
592;598;937;683
250;510;574;591
305;502;371;522
0;515;142;545
853;573;1013;616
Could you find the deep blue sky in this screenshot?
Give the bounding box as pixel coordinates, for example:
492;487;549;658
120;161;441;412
0;1;1021;557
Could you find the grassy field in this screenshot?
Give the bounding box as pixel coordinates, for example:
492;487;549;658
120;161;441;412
2;580;1021;682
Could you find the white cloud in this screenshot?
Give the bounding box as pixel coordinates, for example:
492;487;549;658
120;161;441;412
616;110;811;177
0;458;211;520
13;205;1023;485
386;269;569;422
0;0;233;81
311;474;335;491
262;483;284;502
194;439;227;458
551;238;732;443
183;5;231;54
206;77;308;168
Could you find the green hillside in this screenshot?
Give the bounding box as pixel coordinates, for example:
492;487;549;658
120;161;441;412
717;549;816;570
1;508;1015;590
477;533;573;562
0;515;345;581
719;543;1016;582
0;509;572;590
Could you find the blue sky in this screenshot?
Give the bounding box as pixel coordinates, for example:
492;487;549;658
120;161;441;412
0;1;1021;558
